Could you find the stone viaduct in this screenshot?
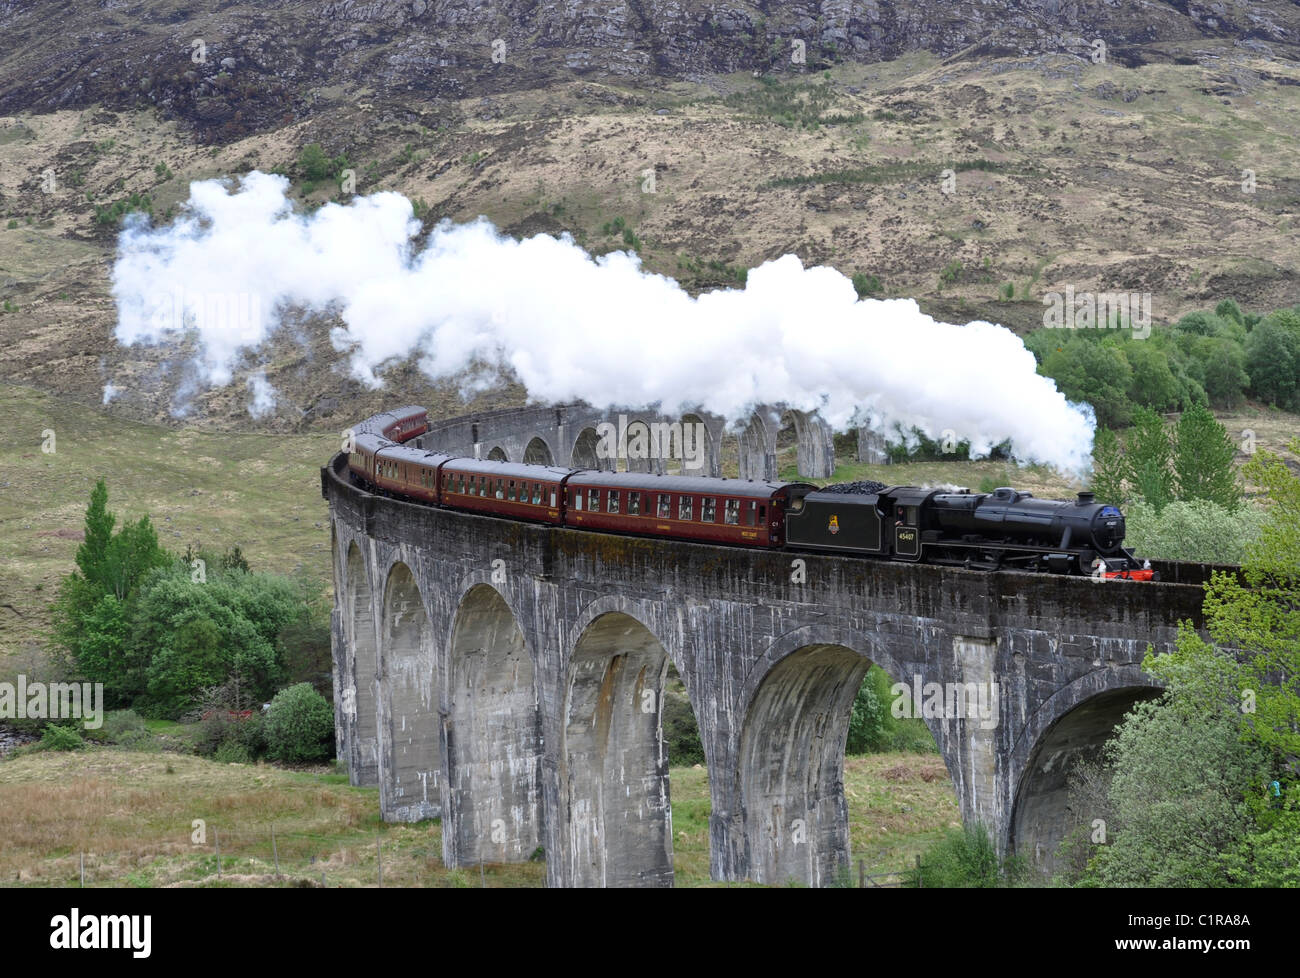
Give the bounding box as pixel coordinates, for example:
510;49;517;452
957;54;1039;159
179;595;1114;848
323;404;1220;887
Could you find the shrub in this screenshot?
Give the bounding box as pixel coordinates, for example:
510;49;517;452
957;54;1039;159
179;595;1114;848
264;683;334;763
39;724;85;752
115;728;158;752
102;709;147;744
852;272;883;297
905;823;1025;887
213;740;253;764
1124;499;1264;564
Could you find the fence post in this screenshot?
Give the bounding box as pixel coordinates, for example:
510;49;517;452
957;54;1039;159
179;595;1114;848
479;860;486;888
215;830;221;879
376;834;383;887
916;853;922;888
272;827;280;878
80;852;84;888
858;859;865;889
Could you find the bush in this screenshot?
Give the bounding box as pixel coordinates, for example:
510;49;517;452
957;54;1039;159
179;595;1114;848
38;724;85;752
196;711;265;760
264;683;334;763
100;709;147;745
213;740;253;764
905;823;1026;887
1124;499;1264;564
114;728;159;752
852;272;883;297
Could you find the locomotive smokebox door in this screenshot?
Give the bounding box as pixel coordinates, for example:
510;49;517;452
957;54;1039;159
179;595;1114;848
785;491;885;553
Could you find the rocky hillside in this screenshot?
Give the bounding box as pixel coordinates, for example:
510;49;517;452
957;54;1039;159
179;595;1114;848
0;1;1298;429
2;1;1299;142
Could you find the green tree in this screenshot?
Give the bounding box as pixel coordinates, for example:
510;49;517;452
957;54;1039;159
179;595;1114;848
133;567;301;718
1173;402;1241;510
1088;427;1126;505
1194;336;1250;409
1039;338;1134;429
1203;440;1300;762
1081;632;1268;887
1245;312;1300;408
75;477;115;591
1124;341;1180;412
846;666;893;754
1124;407;1175;511
1214;299;1244;326
51;481;171;706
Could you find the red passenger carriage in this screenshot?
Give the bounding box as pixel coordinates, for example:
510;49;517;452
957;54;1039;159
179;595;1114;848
562;472;814;548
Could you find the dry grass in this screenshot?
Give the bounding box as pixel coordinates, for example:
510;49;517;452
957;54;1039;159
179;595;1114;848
0;747;955;887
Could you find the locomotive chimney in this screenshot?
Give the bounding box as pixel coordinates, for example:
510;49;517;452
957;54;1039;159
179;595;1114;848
1076;491;1095;505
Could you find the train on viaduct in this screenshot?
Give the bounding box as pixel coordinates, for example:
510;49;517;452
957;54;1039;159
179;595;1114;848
322;401;1224;886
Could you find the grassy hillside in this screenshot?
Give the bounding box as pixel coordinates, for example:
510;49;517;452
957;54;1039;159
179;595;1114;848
0;747;955;887
0;382;336;652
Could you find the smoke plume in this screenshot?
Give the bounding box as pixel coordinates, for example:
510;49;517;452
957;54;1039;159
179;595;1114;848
111;171;1095;472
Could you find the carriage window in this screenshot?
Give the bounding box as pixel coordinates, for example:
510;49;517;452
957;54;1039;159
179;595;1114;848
607;490;620;514
532;483;542;504
702;497;716;522
658;494;671;519
480;477;488;497
574;489;583;511
679;495;693;521
550;489;557;507
507;480;516;501
588;489;600;512
745;501;756;526
724;499;740;524
628;492;641;515
495;479;504;500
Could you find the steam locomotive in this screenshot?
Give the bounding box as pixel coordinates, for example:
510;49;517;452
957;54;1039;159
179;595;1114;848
332;406;1155;580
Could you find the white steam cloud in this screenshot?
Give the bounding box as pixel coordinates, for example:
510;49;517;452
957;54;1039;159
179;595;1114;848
246;370;278;419
111;171;1095;472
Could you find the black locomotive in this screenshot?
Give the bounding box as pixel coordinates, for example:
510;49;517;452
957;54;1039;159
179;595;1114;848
785;485;1153;578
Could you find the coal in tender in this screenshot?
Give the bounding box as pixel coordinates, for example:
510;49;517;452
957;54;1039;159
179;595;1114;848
821;480;888;495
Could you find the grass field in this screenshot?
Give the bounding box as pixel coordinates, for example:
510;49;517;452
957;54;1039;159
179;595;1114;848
0;382;337;652
0;747;955;887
